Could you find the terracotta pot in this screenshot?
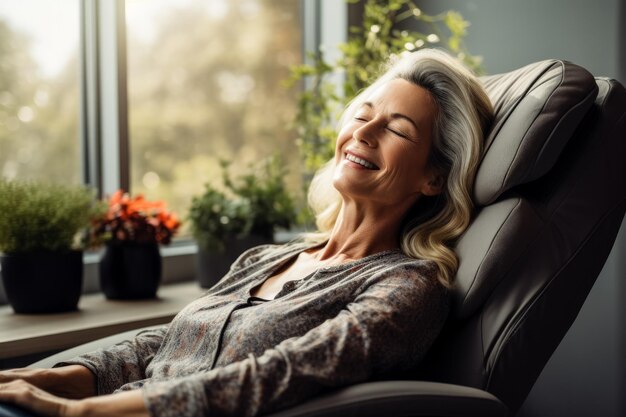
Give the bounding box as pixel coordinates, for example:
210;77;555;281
99;242;161;299
1;250;83;314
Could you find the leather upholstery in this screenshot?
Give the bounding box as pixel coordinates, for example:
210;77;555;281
419;75;626;414
475;60;598;205
267;381;507;417
452;196;542;319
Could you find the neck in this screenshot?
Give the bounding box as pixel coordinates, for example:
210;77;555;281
314;197;412;262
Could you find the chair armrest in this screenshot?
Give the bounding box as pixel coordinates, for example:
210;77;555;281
27;325;163;369
265;380;508;417
29;331;508;417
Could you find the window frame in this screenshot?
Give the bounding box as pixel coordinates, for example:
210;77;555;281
81;0;129;196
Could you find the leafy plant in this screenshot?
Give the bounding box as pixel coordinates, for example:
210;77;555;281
188;188;250;252
188;156;296;252
0;180;103;253
285;0;482;173
90;190;181;246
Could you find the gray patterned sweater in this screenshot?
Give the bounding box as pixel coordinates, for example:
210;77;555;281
57;242;450;417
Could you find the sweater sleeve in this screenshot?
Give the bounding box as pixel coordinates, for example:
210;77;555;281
141;266;449;417
54;325;168;395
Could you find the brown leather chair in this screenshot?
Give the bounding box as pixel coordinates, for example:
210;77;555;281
27;60;626;417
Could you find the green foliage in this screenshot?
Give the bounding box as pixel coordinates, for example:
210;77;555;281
286;0;483;173
0;180;104;253
188;156;297;252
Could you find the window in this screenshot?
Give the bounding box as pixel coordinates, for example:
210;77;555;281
125;0;302;230
0;1;81;183
0;1;345;306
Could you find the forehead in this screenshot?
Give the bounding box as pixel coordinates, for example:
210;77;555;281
363;78;436;129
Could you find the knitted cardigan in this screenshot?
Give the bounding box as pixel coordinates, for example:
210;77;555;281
57;242;450;417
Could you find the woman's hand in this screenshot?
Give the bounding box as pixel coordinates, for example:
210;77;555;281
0;366;96;399
0;379;80;417
0;379;149;417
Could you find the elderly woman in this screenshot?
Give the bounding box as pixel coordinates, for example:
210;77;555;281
0;48;493;417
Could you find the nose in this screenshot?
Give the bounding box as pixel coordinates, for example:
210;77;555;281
353;121;379;147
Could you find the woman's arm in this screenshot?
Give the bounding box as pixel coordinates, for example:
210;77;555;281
0;326;167;416
141;266;449;417
54;325;168;395
0;380;148;417
0;325;167;417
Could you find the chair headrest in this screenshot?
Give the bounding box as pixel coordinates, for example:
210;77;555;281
452;60;600;320
474;60;598;206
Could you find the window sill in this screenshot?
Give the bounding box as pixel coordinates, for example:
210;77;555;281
0;282;203;361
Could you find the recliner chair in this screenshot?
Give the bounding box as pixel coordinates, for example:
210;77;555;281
18;60;626;417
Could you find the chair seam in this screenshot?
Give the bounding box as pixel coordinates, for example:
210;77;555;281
476;198;547;364
481;61;558;157
522;83;599;182
484;196;626;389
461;197;523;314
483;95;626;382
498;61;566;194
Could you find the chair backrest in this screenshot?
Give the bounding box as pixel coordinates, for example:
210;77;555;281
416;60;626;414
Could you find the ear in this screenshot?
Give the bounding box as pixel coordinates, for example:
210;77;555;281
421;173;444;196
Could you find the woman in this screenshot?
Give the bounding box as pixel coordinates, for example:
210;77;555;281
0;49;493;417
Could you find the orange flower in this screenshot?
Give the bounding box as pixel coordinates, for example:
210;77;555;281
90;190;181;245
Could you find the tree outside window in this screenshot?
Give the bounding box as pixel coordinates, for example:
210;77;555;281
125;0;302;233
0;1;80;184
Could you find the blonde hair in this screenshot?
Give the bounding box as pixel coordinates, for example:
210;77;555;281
306;49;493;288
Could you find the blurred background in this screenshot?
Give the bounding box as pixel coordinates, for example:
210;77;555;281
0;0;303;237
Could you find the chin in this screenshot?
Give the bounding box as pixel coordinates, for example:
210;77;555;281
332;176;369;201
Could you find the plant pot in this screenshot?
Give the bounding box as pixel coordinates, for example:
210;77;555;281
0;250;83;314
99;242;162;300
196;235;271;288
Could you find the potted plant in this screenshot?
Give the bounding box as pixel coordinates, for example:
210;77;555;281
0;180;102;314
90;190;181;300
189;156;296;288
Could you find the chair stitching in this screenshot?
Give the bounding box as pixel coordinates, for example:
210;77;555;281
520;85;599;184
461;197;523;314
484;197;626;389
482;76;624;388
481;61;557;156
498;61;566;194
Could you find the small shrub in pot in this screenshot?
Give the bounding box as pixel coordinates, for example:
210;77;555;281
0;180;103;313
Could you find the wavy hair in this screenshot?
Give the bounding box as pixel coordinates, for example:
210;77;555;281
306;49;493;288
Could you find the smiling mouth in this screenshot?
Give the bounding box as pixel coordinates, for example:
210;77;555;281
344;153;379;170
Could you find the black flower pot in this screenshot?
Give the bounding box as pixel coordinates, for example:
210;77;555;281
196;235;271;288
99;242;162;300
0;250;83;314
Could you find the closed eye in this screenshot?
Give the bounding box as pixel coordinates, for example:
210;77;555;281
386;127;409;139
